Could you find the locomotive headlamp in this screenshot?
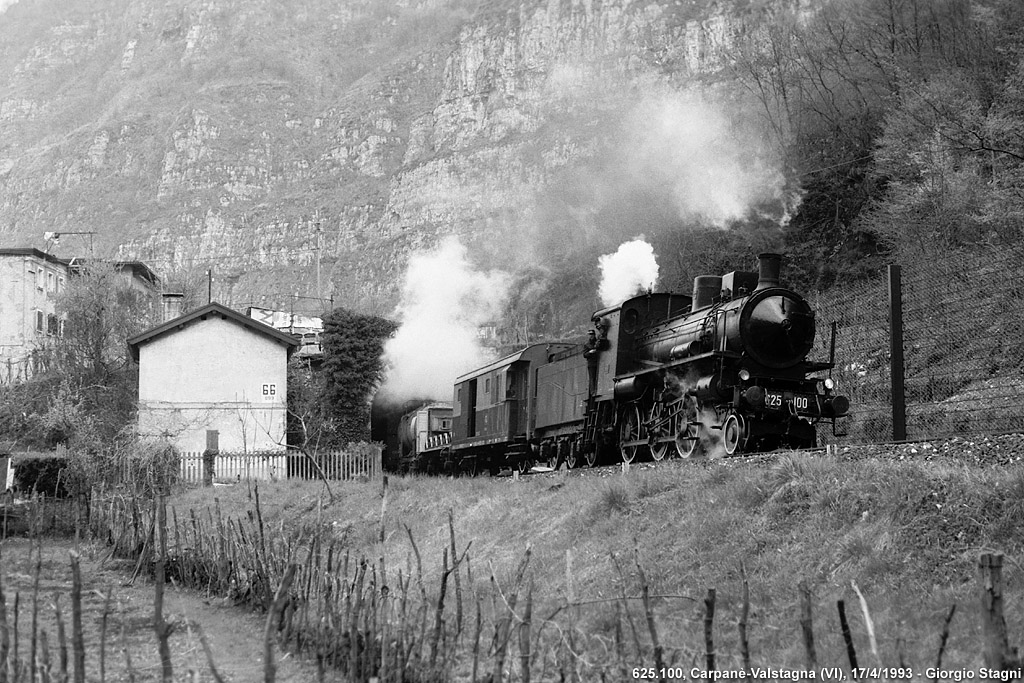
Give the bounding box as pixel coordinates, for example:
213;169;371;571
824;378;835;390
738;368;751;381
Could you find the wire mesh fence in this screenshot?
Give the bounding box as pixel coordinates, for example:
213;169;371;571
810;243;1024;445
901;245;1024;439
809;272;892;445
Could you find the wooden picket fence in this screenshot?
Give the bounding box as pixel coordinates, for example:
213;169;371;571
177;445;382;483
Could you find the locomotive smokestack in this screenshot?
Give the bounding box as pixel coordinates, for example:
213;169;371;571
755;253;782;290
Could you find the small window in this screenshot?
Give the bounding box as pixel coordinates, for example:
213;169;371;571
484;378;490;396
35;310;44;332
36;270;44;290
46;314;59;336
57;277;65;293
439;418;452;430
47;272;55;292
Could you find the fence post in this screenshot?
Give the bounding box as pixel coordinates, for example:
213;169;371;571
887;265;907;441
979;552;1021;668
203;430;219;487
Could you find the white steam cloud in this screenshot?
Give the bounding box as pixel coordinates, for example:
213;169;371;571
380;237;511;403
0;0;18;15
598;239;659;306
624;93;789;227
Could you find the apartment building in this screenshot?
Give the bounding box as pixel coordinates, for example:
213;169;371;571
0;248;69;381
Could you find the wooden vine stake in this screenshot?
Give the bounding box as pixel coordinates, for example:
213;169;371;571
0;550;9;683
738;562;751;674
704;588;716;673
264;564;298;683
850;580;881;666
633;546;665;680
799;582;816;668
154;496;174;683
935;604;956;673
69;552;85;683
837;600;858;674
979;553;1020;669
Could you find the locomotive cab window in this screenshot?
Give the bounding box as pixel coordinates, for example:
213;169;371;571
622;308;639;334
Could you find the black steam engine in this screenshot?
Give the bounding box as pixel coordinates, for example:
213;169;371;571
401;253;849;474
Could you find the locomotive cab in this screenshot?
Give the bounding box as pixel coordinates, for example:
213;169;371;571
589;292;693;401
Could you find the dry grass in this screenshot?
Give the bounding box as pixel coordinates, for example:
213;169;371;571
152;455;1024;672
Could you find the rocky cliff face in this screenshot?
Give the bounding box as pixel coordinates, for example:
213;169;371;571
0;0;789;320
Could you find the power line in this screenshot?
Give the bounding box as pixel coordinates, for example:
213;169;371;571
118;246;326;267
797;154;875;177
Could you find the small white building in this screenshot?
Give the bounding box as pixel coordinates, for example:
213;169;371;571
128;302;299;454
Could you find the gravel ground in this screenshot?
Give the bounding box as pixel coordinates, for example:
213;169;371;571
522;432;1024;478
829;433;1024;466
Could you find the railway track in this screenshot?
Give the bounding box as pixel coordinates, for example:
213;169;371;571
498;432;1024;481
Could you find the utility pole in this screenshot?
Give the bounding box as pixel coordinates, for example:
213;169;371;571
315;218;323;304
888;265;906;441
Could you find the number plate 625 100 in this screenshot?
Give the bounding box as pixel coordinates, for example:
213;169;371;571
765;392;813;412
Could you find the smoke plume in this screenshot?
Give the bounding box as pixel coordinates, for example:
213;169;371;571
598;239;659;306
622;92;791;228
379;237;510;403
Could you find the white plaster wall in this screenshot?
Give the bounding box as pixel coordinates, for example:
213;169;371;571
137;315;289;453
0;256;63;360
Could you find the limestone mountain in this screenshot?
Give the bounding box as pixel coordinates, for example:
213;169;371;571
0;0;798;331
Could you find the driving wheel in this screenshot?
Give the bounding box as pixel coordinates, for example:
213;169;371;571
722;413;744;456
619;404;642;464
675;396;704;459
647;401;669;461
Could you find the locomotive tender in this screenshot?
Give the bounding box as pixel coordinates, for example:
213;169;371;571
405;253;849;474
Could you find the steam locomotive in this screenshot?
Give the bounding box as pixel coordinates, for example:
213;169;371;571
400;253;848;474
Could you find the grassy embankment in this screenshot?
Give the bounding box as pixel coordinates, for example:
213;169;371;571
167;453;1024;674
